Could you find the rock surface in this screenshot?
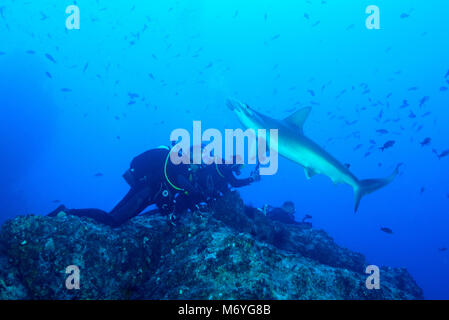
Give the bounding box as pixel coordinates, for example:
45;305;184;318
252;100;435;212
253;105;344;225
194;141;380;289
0;192;423;300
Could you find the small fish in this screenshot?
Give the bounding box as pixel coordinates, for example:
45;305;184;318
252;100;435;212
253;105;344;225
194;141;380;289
420;187;425;194
94;173;104;177
380;227;393;234
344;163;351;169
376;129;389;135
379;140;395;151
438;248;447;252
378;109;383;119
0;51;5;55
408;86;418;91
419;96;430;107
26;50;36;54
445;69;449;79
408;111;416;118
45;53;56;63
271;34;280;41
420;137;431;147
83;62;89;72
345;120;358;126
400;13;410;19
400;100;409;108
436;149;449;159
52;200;61;204
61;88;72;92
440;86;448;91
45;72;52;79
40;12;49;20
353;144;363;151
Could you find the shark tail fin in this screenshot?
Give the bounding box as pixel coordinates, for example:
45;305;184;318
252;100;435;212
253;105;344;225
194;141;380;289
353;163;402;212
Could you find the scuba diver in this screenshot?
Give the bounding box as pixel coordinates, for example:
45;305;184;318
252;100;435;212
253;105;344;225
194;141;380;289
160;156;261;214
48;146;202;227
264;201;298;225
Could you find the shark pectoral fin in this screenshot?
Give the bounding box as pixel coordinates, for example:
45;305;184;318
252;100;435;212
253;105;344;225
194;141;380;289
304;167;317;180
284;107;312;133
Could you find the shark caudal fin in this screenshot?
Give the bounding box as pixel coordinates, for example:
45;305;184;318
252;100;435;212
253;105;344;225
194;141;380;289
353;163;402;212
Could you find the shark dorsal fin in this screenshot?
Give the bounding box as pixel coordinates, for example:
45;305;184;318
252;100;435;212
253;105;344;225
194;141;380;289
284;107;312;133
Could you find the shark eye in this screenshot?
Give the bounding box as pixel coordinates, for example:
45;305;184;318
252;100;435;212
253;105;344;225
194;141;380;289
245;104;254;115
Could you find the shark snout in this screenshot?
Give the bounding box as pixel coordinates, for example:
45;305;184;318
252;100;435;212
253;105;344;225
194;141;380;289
226;98;243;112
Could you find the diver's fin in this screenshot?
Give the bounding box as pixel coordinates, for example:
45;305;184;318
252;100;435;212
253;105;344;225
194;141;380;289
304;167;317;179
353;163;402;212
284;107;312;133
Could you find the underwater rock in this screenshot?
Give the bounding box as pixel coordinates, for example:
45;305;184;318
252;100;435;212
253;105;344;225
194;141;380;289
0;192;423;299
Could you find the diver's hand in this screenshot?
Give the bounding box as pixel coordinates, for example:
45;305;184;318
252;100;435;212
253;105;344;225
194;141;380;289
250;168;261;182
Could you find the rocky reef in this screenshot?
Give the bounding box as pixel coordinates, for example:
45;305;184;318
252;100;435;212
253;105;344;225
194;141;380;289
0;192;423;300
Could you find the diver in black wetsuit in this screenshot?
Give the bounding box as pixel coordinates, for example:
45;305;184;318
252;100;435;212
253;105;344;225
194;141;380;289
265;201;297;224
48;146;201;227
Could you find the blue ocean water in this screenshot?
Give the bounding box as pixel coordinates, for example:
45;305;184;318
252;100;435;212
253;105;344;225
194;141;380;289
1;0;448;299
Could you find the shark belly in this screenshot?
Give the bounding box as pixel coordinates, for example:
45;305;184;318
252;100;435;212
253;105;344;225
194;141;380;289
276;134;357;187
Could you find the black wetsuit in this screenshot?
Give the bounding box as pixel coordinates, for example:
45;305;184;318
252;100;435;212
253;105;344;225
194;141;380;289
190;162;254;202
52;147;198;227
266;208;297;224
203;162;254;195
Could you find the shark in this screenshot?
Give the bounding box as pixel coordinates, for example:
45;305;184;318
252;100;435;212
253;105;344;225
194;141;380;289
227;98;401;212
